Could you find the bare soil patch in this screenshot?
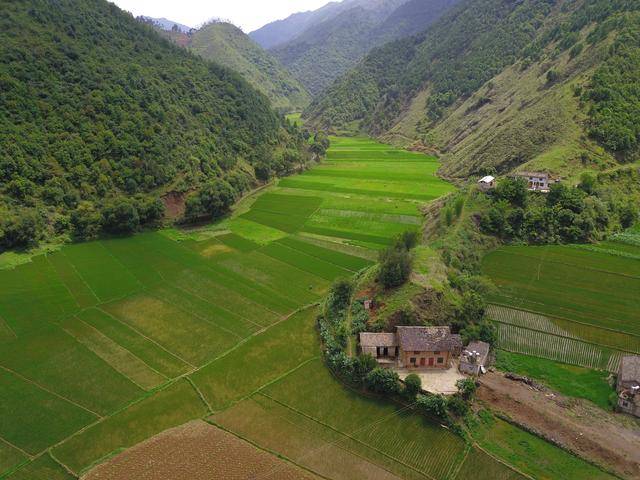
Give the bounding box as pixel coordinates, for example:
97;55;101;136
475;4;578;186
162;191;188;220
82;420;320;480
477;371;640;479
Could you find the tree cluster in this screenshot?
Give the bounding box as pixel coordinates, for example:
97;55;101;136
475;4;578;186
378;231;419;289
479;177;636;244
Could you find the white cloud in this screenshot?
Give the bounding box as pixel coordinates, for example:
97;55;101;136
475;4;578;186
110;0;331;32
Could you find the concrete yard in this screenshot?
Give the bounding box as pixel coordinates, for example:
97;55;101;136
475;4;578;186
396;360;467;395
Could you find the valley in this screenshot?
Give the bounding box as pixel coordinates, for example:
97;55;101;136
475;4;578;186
0;138;616;480
2;0;640;478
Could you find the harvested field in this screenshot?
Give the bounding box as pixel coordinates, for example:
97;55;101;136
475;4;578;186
83;420;319;480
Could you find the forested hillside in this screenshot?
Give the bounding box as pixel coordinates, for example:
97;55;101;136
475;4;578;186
265;0;459;95
0;0;311;251
189;22;311;112
307;0;640;178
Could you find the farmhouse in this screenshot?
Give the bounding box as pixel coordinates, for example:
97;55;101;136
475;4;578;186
478;175;496;191
617;355;640;417
459;341;490;376
360;326;462;369
511;171;558;192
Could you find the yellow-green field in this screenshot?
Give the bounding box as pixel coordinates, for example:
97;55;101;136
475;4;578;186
0;138;609;480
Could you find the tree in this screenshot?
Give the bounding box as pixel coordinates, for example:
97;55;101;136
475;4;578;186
447;395;469;417
70;202;102;240
456;378;478;401
494;177;528;207
185;179;237;220
353;354;377;384
378;248;412;289
326;278;353;315
365;368;401;394
394;230;420;251
102;198;140;234
0;213;39;250
403;374;422;398
416;394;448;419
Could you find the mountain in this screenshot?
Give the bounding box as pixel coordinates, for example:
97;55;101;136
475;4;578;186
260;0;460;95
250;1;356;50
188;22;311;112
139;16;193;33
0;0;310;249
306;0;640;179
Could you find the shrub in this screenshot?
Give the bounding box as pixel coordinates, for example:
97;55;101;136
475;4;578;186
403;374;422;398
326;279;354;316
365;368;401;394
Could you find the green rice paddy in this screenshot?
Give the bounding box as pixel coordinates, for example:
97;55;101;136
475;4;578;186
483;236;640;376
0;137;605;479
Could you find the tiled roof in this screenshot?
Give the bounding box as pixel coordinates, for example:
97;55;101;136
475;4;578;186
619;355;640;383
359;332;398;347
396;326;461;352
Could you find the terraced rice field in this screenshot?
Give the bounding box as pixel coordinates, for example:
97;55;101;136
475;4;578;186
483;234;640;371
0;137;602;479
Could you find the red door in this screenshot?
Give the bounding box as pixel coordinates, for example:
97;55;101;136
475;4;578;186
420;358;425;367
428;358;434;367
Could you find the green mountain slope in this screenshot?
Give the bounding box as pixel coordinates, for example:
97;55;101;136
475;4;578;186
268;0;459;95
0;0;309;249
189;22;311;112
306;0;640;179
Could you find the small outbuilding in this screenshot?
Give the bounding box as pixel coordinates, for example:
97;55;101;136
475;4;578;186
459;341;490;376
478;175;496;191
617;355;640;417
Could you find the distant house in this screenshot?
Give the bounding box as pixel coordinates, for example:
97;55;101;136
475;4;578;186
617;355;640;417
478;175;496;191
360;326;462;369
511;171;558;192
459;341;490;376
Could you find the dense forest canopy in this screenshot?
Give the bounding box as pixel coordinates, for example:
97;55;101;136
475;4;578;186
0;0;311;250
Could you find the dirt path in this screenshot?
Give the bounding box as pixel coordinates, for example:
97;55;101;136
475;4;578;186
477;372;640;479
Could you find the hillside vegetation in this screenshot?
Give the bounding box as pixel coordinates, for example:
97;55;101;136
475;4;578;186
0;0;311;251
189;22;311;112
306;0;640;178
264;0;460;95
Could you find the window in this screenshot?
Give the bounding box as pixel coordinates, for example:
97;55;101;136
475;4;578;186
414;351;420;354
410;357;416;364
437;357;444;364
434;351;440;355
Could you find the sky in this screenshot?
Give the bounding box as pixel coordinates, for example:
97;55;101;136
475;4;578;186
110;0;331;32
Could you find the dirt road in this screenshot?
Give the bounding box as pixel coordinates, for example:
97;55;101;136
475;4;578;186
477;372;640;480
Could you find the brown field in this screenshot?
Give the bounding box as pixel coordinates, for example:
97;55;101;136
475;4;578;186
82;420;320;480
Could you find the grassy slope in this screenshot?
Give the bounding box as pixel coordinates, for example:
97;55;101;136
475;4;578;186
494;350;613;409
423;36;614;180
189;22;310;112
